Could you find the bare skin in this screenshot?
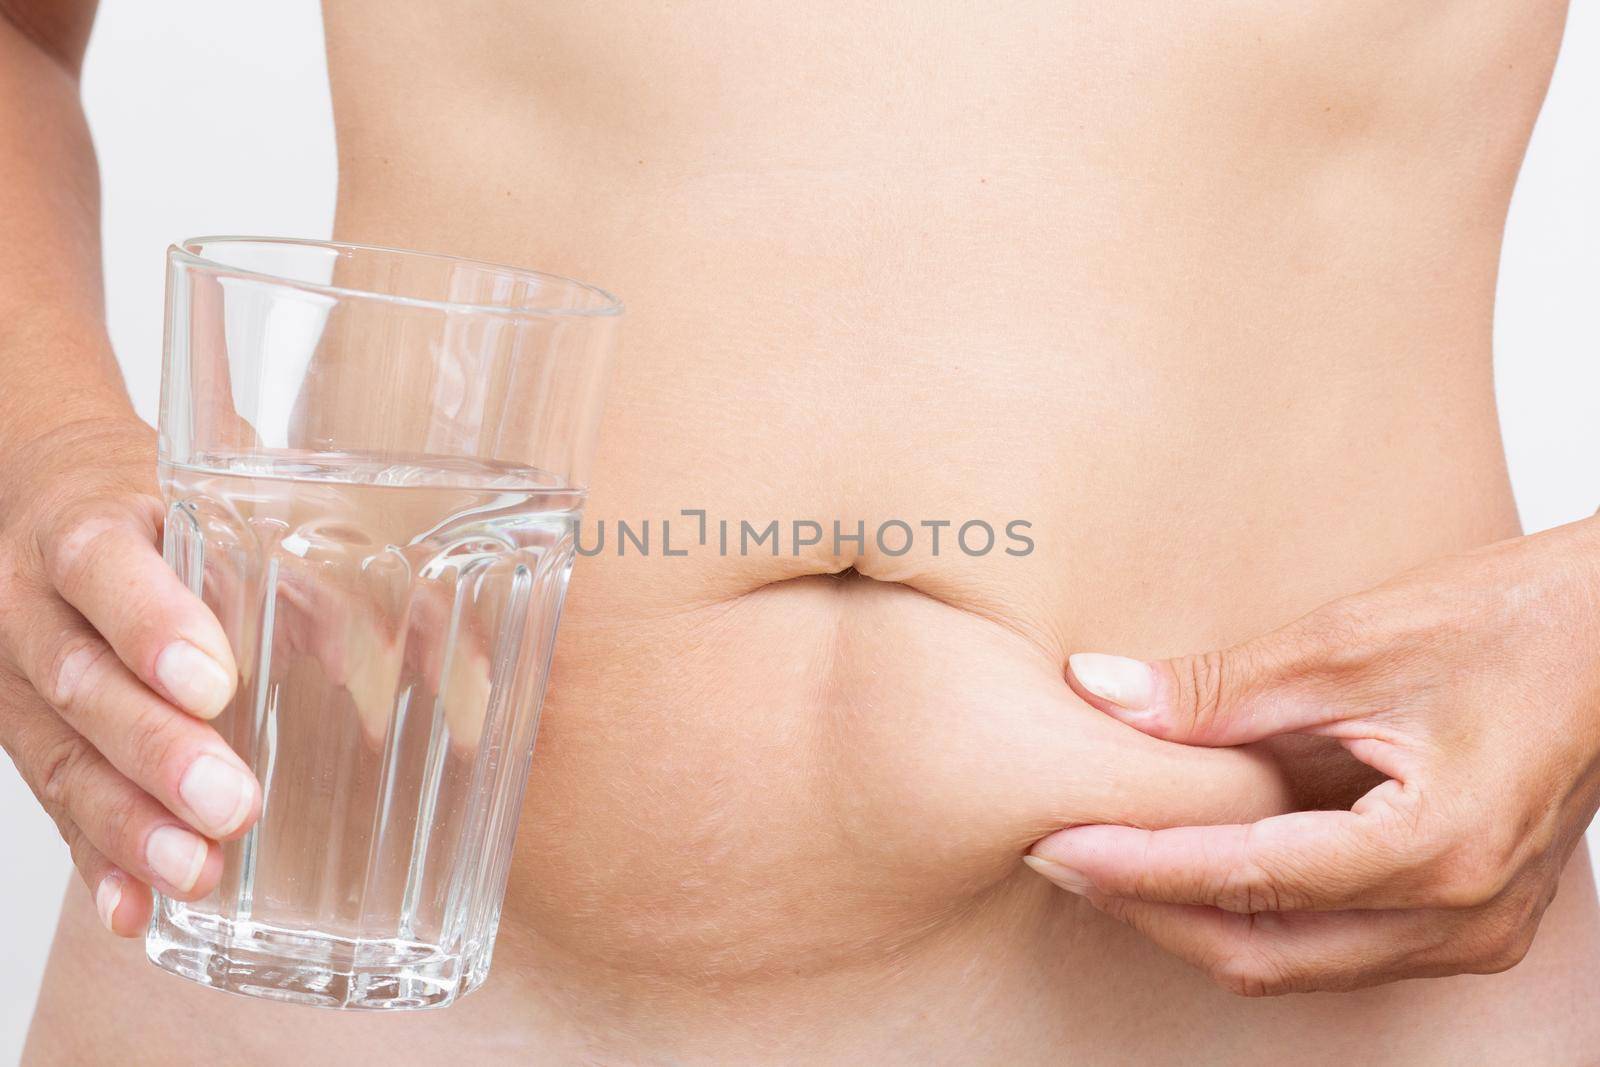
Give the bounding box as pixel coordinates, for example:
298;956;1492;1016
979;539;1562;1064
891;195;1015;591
9;1;1600;1063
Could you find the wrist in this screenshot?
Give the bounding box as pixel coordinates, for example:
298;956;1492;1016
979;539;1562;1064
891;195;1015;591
0;323;137;454
1;411;155;504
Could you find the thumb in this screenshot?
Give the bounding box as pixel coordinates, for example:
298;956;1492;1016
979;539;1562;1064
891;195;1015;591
1067;638;1340;746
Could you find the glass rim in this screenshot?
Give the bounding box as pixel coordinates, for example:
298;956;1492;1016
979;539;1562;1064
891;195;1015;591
170;235;625;320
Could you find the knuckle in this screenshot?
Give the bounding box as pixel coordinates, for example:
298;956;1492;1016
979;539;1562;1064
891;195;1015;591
1520;817;1559;864
1180;650;1231;735
1214;865;1283;914
41;634;114;718
1281;598;1397;685
1430;874;1503;911
41;509;125;594
1304;598;1377;653
35;733;94;812
1430;844;1511;910
1463;887;1549;974
1471;926;1537;975
36;792;77;847
119;703;185;785
98;782;144;855
1205;950;1291;998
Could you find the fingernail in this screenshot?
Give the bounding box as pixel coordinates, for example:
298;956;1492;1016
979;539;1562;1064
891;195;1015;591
146;825;207;893
95;873;123;932
1023;854;1095;895
1069;653;1155;712
178;754;255;837
155;641;235;718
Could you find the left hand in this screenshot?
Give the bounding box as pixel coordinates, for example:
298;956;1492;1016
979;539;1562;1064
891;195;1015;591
1025;517;1600;996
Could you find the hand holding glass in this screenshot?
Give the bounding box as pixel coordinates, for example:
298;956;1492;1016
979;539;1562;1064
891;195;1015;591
148;237;620;1009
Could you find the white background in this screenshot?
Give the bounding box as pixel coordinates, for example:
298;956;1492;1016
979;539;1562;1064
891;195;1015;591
1;2;1597;1062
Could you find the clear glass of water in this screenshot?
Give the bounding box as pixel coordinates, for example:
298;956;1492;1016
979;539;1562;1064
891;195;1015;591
147;237;621;1009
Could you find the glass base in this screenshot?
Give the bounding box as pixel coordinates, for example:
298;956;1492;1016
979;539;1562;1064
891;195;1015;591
147;903;485;1010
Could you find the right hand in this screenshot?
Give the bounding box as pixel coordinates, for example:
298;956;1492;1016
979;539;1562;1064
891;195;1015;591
0;416;260;936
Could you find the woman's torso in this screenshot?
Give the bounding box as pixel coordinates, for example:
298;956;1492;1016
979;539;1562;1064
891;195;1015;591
28;2;1600;1063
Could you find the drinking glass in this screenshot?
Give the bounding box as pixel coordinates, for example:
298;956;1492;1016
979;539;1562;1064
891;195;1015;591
147;236;621;1009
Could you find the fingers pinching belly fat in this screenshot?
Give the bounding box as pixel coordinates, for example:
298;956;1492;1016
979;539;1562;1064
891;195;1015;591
1040;713;1298;834
811;588;1295;868
7;595;260;846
